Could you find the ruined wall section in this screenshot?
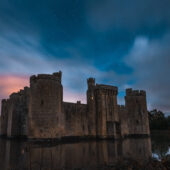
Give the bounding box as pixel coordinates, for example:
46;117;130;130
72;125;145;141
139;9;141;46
28;72;64;139
94;84;119;138
7;93;20;137
118;105;129;137
63;101;88;137
0;99;9;136
125;89;150;136
7;87;29;137
18;87;30;136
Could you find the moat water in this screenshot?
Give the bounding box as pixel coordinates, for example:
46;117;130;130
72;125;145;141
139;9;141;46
0;132;169;170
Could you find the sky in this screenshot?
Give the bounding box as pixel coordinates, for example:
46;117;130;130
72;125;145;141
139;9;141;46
0;0;170;115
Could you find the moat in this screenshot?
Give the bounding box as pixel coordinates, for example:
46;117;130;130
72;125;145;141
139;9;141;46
0;133;169;170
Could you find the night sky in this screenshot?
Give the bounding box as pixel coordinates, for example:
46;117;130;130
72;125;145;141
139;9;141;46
0;0;170;115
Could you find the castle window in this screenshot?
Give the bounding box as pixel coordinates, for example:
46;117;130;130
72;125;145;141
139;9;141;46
41;100;44;106
107;121;114;135
116;122;121;134
82;124;85;131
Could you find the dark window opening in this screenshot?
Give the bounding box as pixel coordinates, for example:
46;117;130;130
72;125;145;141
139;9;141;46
82;124;85;131
107;121;114;135
116;122;121;134
41;100;44;106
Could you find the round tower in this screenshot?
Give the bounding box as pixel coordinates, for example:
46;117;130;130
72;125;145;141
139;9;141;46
28;71;64;139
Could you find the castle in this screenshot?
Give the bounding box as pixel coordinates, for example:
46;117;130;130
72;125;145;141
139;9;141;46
0;71;150;139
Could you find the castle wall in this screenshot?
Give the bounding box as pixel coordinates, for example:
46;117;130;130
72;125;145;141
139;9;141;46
125;89;150;136
87;78;96;136
118;105;129;137
63;102;88;137
0;71;151;139
7;93;20;137
6;87;29;137
94;85;120;138
0;99;9;136
28;72;65;139
19;87;30;136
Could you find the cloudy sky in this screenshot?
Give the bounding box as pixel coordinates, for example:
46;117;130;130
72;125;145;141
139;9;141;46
0;0;170;115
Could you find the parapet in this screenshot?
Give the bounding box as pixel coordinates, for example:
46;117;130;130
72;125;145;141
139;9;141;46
126;88;146;96
53;71;62;82
24;86;29;91
1;99;8;104
87;78;95;88
95;84;118;95
77;101;81;104
9;92;19;99
30;71;62;84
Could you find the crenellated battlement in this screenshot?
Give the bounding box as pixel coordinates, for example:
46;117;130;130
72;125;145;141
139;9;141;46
1;99;8;104
8;86;30;99
30;71;62;84
9;92;19;99
95;84;118;95
53;71;62;82
87;77;95;88
126;88;146;96
77;101;81;104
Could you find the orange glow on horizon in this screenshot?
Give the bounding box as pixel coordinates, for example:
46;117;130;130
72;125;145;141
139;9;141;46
0;74;29;98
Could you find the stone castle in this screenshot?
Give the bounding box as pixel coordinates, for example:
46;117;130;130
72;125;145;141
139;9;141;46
0;71;150;139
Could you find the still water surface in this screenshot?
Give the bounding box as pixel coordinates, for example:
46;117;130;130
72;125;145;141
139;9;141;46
0;133;169;170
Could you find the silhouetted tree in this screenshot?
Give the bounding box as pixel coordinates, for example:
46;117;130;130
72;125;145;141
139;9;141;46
148;109;169;130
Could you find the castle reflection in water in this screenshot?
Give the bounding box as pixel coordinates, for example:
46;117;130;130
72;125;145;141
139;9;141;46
0;138;152;170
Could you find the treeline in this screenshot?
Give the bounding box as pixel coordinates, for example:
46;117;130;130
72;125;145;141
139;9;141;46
148;109;170;130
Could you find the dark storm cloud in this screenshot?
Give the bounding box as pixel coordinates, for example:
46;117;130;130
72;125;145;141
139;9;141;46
0;0;170;114
125;34;170;114
86;0;170;33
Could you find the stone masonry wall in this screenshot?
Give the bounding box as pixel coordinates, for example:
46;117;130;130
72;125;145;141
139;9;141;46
28;72;65;139
118;105;129;137
125;88;150;136
94;84;120;138
7;87;29;137
0;99;9;136
63;101;88;137
0;86;29;137
0;71;151;139
87;78;96;136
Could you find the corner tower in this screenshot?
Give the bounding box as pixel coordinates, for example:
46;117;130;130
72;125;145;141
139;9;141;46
28;71;64;139
125;88;150;136
87;78;96;136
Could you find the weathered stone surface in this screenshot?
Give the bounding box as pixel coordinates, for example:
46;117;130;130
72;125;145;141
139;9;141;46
0;71;150;139
28;71;64;139
6;87;29;138
0;99;9;136
63;102;88;137
124;88;150;136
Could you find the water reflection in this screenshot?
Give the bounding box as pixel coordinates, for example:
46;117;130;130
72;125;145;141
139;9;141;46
0;138;153;170
151;132;170;160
